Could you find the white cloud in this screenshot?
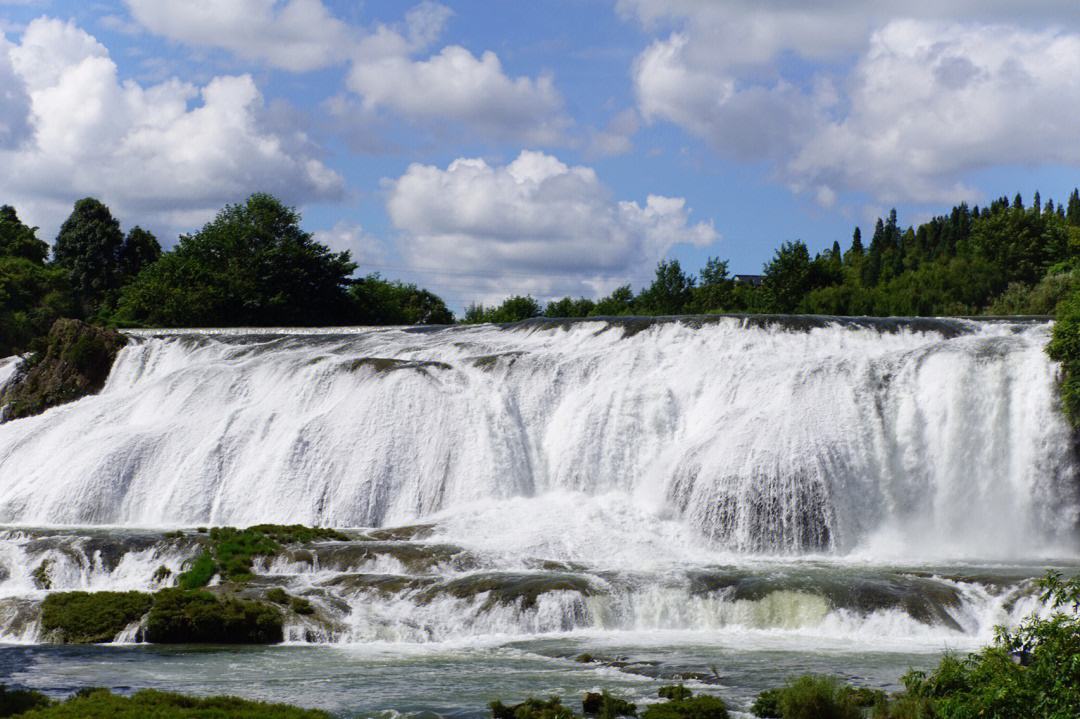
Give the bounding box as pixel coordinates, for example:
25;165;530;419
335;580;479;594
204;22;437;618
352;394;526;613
125;0;353;72
124;0;569;145
621;1;1080;204
0;18;343;240
345;6;569;145
587;108;640;158
314;221;387;267
788;21;1080;204
385;150;717;302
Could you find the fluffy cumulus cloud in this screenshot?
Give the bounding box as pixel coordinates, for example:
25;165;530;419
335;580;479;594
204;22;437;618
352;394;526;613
313;221;387;267
620;0;1080;203
0;17;342;239
125;0;569;145
790;21;1080;204
125;0;353;72
385;151;717;302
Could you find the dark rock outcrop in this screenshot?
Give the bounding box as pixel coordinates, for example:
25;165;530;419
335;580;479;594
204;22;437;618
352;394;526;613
0;318;126;421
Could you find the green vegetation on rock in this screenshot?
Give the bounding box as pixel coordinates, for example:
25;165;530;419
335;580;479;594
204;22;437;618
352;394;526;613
177;525;348;588
145;589;283;644
40;591;153;644
9;688;330;718
0;319;126;421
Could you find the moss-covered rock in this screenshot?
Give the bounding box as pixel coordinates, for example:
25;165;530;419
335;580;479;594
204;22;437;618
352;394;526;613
40;591;153;644
640;696;728;719
0;319;126;421
145;589;283;644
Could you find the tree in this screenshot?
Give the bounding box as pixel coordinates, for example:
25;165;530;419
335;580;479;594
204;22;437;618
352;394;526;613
1068;189;1080;227
636;259;695;315
348;274;453;325
763;240;814;313
115;194;356;327
53;198;125;314
691;256;733;312
544;297;595;318
0;206;49;264
119;227;161;280
0;257;74;355
591;285;635;316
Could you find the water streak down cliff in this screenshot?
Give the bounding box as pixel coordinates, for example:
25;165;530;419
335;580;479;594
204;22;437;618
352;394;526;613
0;317;1075;561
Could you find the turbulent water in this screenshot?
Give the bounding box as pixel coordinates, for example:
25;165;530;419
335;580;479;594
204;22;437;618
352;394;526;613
0;316;1077;715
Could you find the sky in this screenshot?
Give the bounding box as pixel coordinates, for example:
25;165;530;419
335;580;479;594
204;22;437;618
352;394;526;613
2;1;1080;311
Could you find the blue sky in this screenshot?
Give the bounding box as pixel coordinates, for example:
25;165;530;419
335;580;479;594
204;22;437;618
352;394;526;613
2;1;1080;310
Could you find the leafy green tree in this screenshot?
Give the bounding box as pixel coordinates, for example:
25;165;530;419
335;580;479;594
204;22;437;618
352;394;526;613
590;284;636;316
636;259;695;315
0;257;74;355
544;296;596;318
53;198;125;314
763;241;815;313
115;194;356;327
0;205;49;264
487;295;542;322
119;226;161;280
691;257;732;312
348;274;453;325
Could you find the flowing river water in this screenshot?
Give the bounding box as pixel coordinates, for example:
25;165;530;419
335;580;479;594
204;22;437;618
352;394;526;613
0;317;1076;716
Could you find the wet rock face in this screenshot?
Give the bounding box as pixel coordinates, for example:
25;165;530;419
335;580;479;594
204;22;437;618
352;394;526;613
0;319;126;421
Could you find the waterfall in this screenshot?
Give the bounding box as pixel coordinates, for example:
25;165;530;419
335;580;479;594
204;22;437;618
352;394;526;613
0;316;1075;560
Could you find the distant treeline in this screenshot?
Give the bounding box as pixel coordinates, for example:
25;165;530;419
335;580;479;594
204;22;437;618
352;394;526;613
0;194;452;356
467;190;1080;323
5;188;1080;360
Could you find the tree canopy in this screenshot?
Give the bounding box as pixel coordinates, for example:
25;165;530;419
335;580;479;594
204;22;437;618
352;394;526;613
115;194;356;327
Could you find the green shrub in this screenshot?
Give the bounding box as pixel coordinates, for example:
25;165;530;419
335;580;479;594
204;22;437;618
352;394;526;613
750;688;782;717
876;571;1080;718
144;589;282;644
640;695;728;719
265;588;288;604
16;688;330;718
490;697;576;719
1048;295;1080;425
771;676;860;719
658;686;693;702
40;591;153;644
0;684;52;716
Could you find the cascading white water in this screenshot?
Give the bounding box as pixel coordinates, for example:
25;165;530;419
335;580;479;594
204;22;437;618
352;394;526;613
0;316;1075;560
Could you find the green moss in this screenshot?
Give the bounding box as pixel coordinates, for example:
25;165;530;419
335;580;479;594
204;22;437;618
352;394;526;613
152;565;173;585
144;589;283;644
658;687;693;702
31;560;52;590
0;684;53;716
289;597;314;615
177;551;215;589
265;588;288;604
177;525;348;589
40;591;153;644
640;696;728;719
16;688;330;718
490;697;577;719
